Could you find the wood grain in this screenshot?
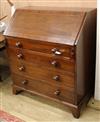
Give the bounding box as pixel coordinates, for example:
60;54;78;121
0;0;97;23
5;7;96;118
7;47;75;72
4;10;85;46
8;58;75;88
6;37;75;58
12;73;75;104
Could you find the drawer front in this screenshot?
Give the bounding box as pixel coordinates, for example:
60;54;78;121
7;47;75;72
9;59;75;88
12;73;75;104
6;37;75;59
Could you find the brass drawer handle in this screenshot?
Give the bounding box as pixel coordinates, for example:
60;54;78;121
54;90;61;96
51;60;58;67
16;42;22;47
51;48;62;55
17;53;23;59
18;66;25;71
22;80;28;85
53;75;60;81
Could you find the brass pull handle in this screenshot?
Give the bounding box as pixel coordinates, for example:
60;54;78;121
51;60;58;67
18;66;25;71
53;75;60;81
54;90;61;96
22;80;28;85
51;48;62;55
17;54;23;59
16;42;22;47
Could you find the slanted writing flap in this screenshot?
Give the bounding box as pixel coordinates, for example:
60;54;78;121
4;7;86;45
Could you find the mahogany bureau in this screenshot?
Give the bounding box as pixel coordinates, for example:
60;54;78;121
4;7;96;118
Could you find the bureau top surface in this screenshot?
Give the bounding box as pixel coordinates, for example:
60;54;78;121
4;6;96;45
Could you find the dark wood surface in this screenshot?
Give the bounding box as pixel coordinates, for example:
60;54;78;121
6;37;75;58
4;7;97;118
7;47;75;72
8;58;75;88
4;8;85;45
75;9;97;104
12;73;75;104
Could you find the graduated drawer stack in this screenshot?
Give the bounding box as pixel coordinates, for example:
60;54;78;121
7;37;75;104
4;7;96;118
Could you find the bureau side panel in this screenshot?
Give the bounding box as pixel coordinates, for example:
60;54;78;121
75;9;97;104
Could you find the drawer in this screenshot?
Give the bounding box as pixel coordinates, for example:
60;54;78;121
12;73;75;104
6;37;75;58
9;59;75;88
7;47;75;72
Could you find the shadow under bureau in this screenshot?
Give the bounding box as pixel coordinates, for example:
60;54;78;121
4;6;96;118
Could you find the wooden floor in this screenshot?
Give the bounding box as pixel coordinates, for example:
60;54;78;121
0;53;100;122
